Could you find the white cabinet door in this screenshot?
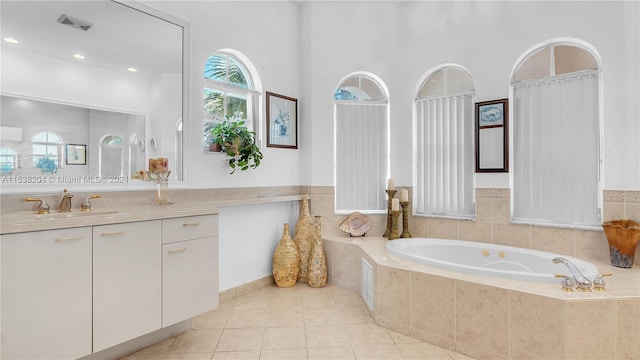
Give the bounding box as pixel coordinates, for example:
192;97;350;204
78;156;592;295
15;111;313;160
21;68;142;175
93;220;161;352
1;228;92;359
162;236;218;326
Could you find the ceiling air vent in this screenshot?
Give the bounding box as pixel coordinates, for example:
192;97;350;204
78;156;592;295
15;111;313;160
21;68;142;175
57;14;93;31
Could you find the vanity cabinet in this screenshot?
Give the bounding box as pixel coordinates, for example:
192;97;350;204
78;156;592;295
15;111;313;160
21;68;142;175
1;227;93;359
162;215;218;326
93;220;162;352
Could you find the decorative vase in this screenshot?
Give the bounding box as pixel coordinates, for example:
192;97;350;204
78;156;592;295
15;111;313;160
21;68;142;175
273;223;299;287
308;216;327;288
294;194;314;282
602;219;640;268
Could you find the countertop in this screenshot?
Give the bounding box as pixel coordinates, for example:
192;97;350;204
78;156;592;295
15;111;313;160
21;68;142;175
0;194;301;234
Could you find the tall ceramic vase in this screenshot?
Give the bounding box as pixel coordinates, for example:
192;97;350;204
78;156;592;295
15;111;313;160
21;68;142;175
273;223;299;287
308;216;327;288
294;194;314;282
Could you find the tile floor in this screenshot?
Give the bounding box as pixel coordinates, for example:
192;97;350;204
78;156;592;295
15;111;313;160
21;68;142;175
120;283;475;360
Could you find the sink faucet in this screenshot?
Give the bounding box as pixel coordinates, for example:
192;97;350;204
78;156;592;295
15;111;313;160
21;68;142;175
59;189;73;213
26;197;50;214
80;195;102;211
553;257;592;291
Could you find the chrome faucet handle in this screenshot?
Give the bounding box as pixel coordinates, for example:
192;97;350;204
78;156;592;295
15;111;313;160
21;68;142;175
554;274;574;292
26;197;50;214
593;272;612;291
80;194;102;211
552;257;592;292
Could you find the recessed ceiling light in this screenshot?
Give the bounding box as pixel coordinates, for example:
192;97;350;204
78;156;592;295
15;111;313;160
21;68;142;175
73;54;85;60
3;38;19;44
127;67;138;72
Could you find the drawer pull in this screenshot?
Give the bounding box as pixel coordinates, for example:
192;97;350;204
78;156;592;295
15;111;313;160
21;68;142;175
100;231;126;237
168;247;187;254
54;235;84;242
182;222;200;227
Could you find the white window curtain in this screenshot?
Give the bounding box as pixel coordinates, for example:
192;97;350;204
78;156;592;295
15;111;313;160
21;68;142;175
100;146;123;177
415;93;474;218
335;102;388;212
512;73;599;227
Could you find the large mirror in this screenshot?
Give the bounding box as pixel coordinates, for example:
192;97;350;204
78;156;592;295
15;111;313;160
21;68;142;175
0;0;185;191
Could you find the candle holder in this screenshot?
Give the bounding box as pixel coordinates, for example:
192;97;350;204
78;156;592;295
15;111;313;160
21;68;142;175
389;210;401;240
400;201;412;238
147;170;173;205
383;189;397;238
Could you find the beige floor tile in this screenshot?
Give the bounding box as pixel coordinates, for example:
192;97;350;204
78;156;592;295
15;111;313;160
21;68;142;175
212;350;260;359
334;293;364;307
305;324;350;348
396;342;455;360
344;324;393;346
352;344;403;360
268;294;303;310
339;306;374;325
119;355;164;360
304;306;345;326
163;354;213;360
265;308;304;327
225;308;266;328
307;346;356;360
216;328;264;352
233;295;269;310
192;306;232;330
302;293;336;309
262;326;307;350
167;329;222;354
260;348;309;360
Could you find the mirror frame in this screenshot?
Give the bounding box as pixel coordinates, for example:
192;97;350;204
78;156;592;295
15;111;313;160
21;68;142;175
0;0;190;194
475;98;509;173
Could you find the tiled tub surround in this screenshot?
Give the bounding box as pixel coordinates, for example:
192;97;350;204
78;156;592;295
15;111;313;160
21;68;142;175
311;187;640;359
323;236;640;360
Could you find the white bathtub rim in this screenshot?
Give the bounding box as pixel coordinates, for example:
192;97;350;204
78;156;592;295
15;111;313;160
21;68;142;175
386;237;599;283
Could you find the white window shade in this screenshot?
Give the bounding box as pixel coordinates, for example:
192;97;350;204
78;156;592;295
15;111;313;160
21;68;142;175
512;73;599;227
415;94;475;218
335;102;388;212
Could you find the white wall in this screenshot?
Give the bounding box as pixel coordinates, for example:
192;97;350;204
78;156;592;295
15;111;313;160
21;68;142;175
299;1;640;191
141;1;302;189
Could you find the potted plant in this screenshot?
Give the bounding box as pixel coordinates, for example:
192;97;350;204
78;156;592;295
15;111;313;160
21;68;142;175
210;118;263;174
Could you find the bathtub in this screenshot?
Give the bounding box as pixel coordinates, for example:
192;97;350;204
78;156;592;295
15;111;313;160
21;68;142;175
386;238;599;283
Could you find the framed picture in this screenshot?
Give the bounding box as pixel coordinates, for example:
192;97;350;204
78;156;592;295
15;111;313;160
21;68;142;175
266;91;298;149
66;144;87;165
475;99;508;173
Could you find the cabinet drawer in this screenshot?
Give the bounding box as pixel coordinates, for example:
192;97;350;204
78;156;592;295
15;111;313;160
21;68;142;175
162;214;217;244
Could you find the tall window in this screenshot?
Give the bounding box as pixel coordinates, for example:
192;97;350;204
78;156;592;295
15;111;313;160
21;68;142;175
334;73;389;213
100;134;123;177
32;131;63;172
414;65;475;218
511;40;601;228
203;50;260;150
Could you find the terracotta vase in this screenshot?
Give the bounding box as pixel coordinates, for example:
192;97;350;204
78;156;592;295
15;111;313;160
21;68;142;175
308;216;327;288
294;194;314;282
602;219;640;268
272;223;299;287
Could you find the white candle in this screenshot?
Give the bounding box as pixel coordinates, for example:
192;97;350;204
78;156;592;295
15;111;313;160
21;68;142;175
392;198;400;211
388;178;395;190
400;189;409;202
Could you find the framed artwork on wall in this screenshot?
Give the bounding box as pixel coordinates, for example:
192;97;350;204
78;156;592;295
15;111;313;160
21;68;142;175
476;98;508;172
66;144;87;165
266;91;298;149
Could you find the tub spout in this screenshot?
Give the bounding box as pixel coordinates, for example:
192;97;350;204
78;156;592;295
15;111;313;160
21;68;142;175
552;257;592;291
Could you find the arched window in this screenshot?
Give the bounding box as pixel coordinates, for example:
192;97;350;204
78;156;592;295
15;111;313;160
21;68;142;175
511;39;601;228
203;50;261;151
414;65;475;218
0;148;17;174
334;72;389;213
32;131;63;172
100;134;123;177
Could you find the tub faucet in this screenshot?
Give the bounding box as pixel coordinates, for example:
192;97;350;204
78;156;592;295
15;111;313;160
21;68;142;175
59;189;73;212
552;257;592;291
